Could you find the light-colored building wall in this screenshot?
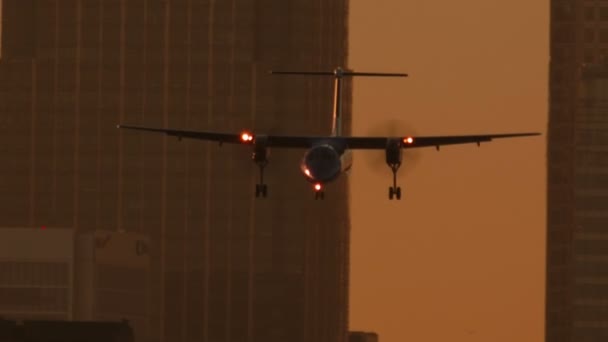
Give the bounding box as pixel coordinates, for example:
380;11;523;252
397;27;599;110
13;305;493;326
0;228;150;341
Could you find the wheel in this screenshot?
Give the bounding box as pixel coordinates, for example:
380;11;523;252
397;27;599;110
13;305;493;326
262;185;268;197
388;187;394;200
320;192;325;200
396;187;401;200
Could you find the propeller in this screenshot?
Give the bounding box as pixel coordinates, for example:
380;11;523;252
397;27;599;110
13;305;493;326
361;118;422;177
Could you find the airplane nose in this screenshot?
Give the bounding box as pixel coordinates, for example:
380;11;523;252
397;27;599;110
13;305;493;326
301;145;341;182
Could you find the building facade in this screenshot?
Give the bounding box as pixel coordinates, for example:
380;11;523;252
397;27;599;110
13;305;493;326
548;2;608;341
0;228;75;322
0;1;351;342
0;228;150;341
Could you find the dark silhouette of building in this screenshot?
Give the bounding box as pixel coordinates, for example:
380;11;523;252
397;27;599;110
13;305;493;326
0;318;134;342
0;1;350;342
349;331;378;342
0;228;150;340
548;2;608;341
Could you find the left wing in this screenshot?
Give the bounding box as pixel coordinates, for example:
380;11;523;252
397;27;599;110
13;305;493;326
118;125;540;149
343;132;541;149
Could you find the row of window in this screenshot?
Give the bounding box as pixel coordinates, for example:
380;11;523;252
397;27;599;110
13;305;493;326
0;261;69;287
0;287;68;311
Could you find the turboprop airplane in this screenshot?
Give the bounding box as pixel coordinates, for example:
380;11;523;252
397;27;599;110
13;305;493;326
118;67;540;200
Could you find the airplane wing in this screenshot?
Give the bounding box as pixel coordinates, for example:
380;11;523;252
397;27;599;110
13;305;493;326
343;132;541;150
117;125;540;149
117;125;315;147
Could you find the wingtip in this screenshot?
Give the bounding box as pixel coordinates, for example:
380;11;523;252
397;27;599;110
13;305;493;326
116;124;122;129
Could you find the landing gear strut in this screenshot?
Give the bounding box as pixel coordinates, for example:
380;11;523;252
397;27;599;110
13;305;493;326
386;138;402;200
255;160;268;198
388;163;401;200
313;183;325;200
252;136;269;198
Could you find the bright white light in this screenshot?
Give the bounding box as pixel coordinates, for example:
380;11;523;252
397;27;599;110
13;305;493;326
241;132;253;142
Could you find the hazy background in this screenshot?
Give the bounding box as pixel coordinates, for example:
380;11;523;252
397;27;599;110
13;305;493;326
348;1;548;341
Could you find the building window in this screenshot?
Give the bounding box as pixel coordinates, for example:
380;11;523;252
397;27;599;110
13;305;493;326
585;28;596;43
586;7;596;21
600;7;608;21
601;29;608;43
0;0;3;59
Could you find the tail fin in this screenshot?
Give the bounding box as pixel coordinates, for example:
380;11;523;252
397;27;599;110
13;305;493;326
270;67;407;136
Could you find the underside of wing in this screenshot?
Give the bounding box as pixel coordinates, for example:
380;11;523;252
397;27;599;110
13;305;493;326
343;132;541;149
118;125;540;150
117;125;316;148
118;125;245;144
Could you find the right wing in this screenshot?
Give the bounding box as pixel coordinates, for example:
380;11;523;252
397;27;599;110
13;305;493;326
117;125;315;148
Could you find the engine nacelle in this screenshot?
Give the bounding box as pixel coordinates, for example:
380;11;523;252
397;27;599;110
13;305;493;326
252;135;269;164
385;138;402;165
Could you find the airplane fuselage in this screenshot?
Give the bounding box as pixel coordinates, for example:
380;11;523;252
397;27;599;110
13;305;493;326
300;143;352;184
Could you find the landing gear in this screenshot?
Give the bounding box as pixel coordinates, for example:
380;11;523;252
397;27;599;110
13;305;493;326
388;163;402;200
313;182;324;200
252;137;269;198
385;138;403;200
255;161;268;198
255;184;267;198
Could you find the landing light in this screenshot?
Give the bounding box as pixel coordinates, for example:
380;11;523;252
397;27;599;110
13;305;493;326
314;183;322;191
403;136;414;144
241;132;254;142
304;168;312;177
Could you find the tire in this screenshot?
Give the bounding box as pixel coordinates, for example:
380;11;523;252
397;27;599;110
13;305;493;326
396;187;402;200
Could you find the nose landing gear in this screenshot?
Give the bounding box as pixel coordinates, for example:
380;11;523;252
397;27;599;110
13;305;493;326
313;183;325;200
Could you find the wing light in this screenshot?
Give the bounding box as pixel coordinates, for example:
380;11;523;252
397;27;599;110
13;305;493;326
403;137;414;144
314;183;322;192
241;132;254;142
304;168;312;177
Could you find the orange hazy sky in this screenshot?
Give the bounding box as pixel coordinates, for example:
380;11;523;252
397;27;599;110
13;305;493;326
348;1;548;341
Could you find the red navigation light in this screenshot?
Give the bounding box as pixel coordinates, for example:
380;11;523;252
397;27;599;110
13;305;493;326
241;132;254;142
314;183;322;192
40;226;46;230
403;136;414;144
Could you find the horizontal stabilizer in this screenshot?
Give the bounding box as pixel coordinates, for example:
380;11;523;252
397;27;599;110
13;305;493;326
270;68;407;78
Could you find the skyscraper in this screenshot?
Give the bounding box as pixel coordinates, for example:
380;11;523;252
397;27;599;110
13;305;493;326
548;2;608;341
0;1;350;342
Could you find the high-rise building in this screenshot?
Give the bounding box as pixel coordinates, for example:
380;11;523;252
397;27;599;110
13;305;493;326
0;228;150;341
0;1;350;342
548;2;608;341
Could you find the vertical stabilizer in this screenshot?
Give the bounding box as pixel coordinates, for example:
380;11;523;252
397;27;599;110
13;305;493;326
270;67;407;136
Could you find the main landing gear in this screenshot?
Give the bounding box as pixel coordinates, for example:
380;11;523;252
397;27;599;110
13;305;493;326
255;160;268;198
386;138;402;200
388;163;401;200
252;136;269;198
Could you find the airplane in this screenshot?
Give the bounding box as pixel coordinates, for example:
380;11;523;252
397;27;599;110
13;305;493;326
118;67;540;200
